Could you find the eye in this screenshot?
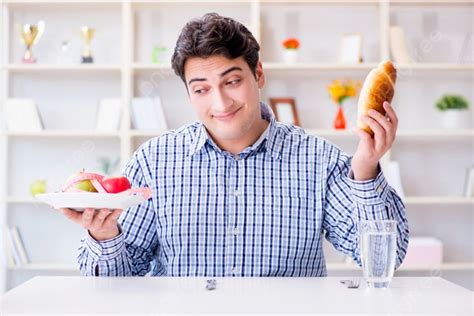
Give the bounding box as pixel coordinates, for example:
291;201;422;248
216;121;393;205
193;88;207;95
226;79;241;86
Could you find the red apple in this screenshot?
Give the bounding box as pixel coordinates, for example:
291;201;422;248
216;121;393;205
100;176;131;194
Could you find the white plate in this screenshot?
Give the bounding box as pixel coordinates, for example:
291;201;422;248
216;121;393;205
36;192;148;212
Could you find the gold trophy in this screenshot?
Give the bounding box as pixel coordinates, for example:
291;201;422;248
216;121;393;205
80;26;95;63
20;21;45;63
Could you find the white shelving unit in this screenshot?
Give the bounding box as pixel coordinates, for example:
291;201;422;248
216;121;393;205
0;0;473;293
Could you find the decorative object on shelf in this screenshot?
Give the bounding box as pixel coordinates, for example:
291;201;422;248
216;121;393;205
281;38;300;64
80;26;95;63
339;33;362;64
20;20;45;64
401;237;443;268
131;97;168;131
357;61;397;136
56;40;75;64
4;99;44;132
95;98;122;131
381;160;405;201
2;225;29;267
458;32;473;63
435;94;471;129
97;157;120;176
463;166;474;197
269;98;301;126
151;45;167;64
327;79;361;129
30;179;47;197
390;26;412;63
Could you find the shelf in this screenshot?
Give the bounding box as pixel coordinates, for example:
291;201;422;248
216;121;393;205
5;130;121;138
327;262;474;271
6;64;122;73
7;263;78;272
131;62;474;72
404;196;474;205
130;130;165;138
395;129;474;140
395;63;474;71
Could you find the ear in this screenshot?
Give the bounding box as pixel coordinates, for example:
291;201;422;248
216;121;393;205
255;61;265;89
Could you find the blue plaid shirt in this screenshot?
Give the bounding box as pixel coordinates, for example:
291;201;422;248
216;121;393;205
78;103;409;277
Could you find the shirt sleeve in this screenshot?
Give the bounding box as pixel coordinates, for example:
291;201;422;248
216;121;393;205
321;141;409;269
77;145;159;276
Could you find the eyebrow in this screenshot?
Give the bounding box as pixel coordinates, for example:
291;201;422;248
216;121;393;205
187;66;243;86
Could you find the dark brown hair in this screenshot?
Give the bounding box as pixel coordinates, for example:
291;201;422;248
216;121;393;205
171;13;260;84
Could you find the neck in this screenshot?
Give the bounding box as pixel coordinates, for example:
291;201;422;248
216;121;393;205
212;119;269;155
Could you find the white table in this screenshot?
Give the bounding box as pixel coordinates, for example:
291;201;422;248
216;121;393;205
0;276;472;315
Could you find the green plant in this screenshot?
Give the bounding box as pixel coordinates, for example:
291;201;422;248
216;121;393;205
435;94;470;111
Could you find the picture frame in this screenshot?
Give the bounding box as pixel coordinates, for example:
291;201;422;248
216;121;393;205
4;98;43;132
339;33;363;63
269;98;301;126
95;98;122;131
131;96;168;131
390;26;412;63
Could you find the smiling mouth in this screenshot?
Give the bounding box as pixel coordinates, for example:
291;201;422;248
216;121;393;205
213;107;241;121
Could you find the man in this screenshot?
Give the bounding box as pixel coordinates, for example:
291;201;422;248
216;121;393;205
61;13;409;277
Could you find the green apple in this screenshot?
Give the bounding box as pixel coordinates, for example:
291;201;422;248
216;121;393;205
66;176;98;192
30;180;47;196
74;179;97;192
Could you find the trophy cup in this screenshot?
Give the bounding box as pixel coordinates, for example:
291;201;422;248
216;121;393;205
20;21;45;63
80;26;95;63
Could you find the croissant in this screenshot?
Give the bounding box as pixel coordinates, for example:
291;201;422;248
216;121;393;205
357;60;397;135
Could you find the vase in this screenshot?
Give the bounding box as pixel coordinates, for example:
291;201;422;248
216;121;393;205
282;49;298;64
440;109;471;129
333;105;346;129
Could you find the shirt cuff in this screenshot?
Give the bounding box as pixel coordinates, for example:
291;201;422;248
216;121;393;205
84;224;125;261
346;167;389;206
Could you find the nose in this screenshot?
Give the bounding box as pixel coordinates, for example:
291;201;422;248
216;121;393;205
212;88;234;113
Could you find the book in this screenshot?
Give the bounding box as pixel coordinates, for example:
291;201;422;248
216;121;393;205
131;97;168;131
10;226;29;265
4;225;20;267
463;166;474;197
4;98;43;132
2;225;15;267
95;98;122;131
390;26;412;63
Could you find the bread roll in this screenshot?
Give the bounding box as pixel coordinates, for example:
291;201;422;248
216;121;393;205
357;60;397;135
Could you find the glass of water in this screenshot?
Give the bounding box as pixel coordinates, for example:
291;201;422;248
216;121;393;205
359;220;397;289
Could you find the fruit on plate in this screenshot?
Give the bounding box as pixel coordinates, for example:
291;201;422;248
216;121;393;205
61;169;152;200
100;176;131;194
62;170;105;193
30;179;47;196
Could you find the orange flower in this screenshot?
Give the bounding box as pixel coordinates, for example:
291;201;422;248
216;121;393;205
282;38;300;49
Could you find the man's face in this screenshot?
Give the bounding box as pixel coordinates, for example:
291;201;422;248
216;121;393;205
184;55;265;142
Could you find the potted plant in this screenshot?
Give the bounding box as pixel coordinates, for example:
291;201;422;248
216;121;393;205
435;94;471;129
327;79;361;129
282;37;300;64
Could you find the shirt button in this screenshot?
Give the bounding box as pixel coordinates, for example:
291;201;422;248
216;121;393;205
233;227;240;235
376;186;383;193
232;189;241;196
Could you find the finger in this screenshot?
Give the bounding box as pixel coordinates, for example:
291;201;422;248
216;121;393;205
362;115;386;151
81;208;96;229
383;101;398;128
353;127;373;145
103;209;124;227
59;208;82;223
90;209;113;231
368;109;392;134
